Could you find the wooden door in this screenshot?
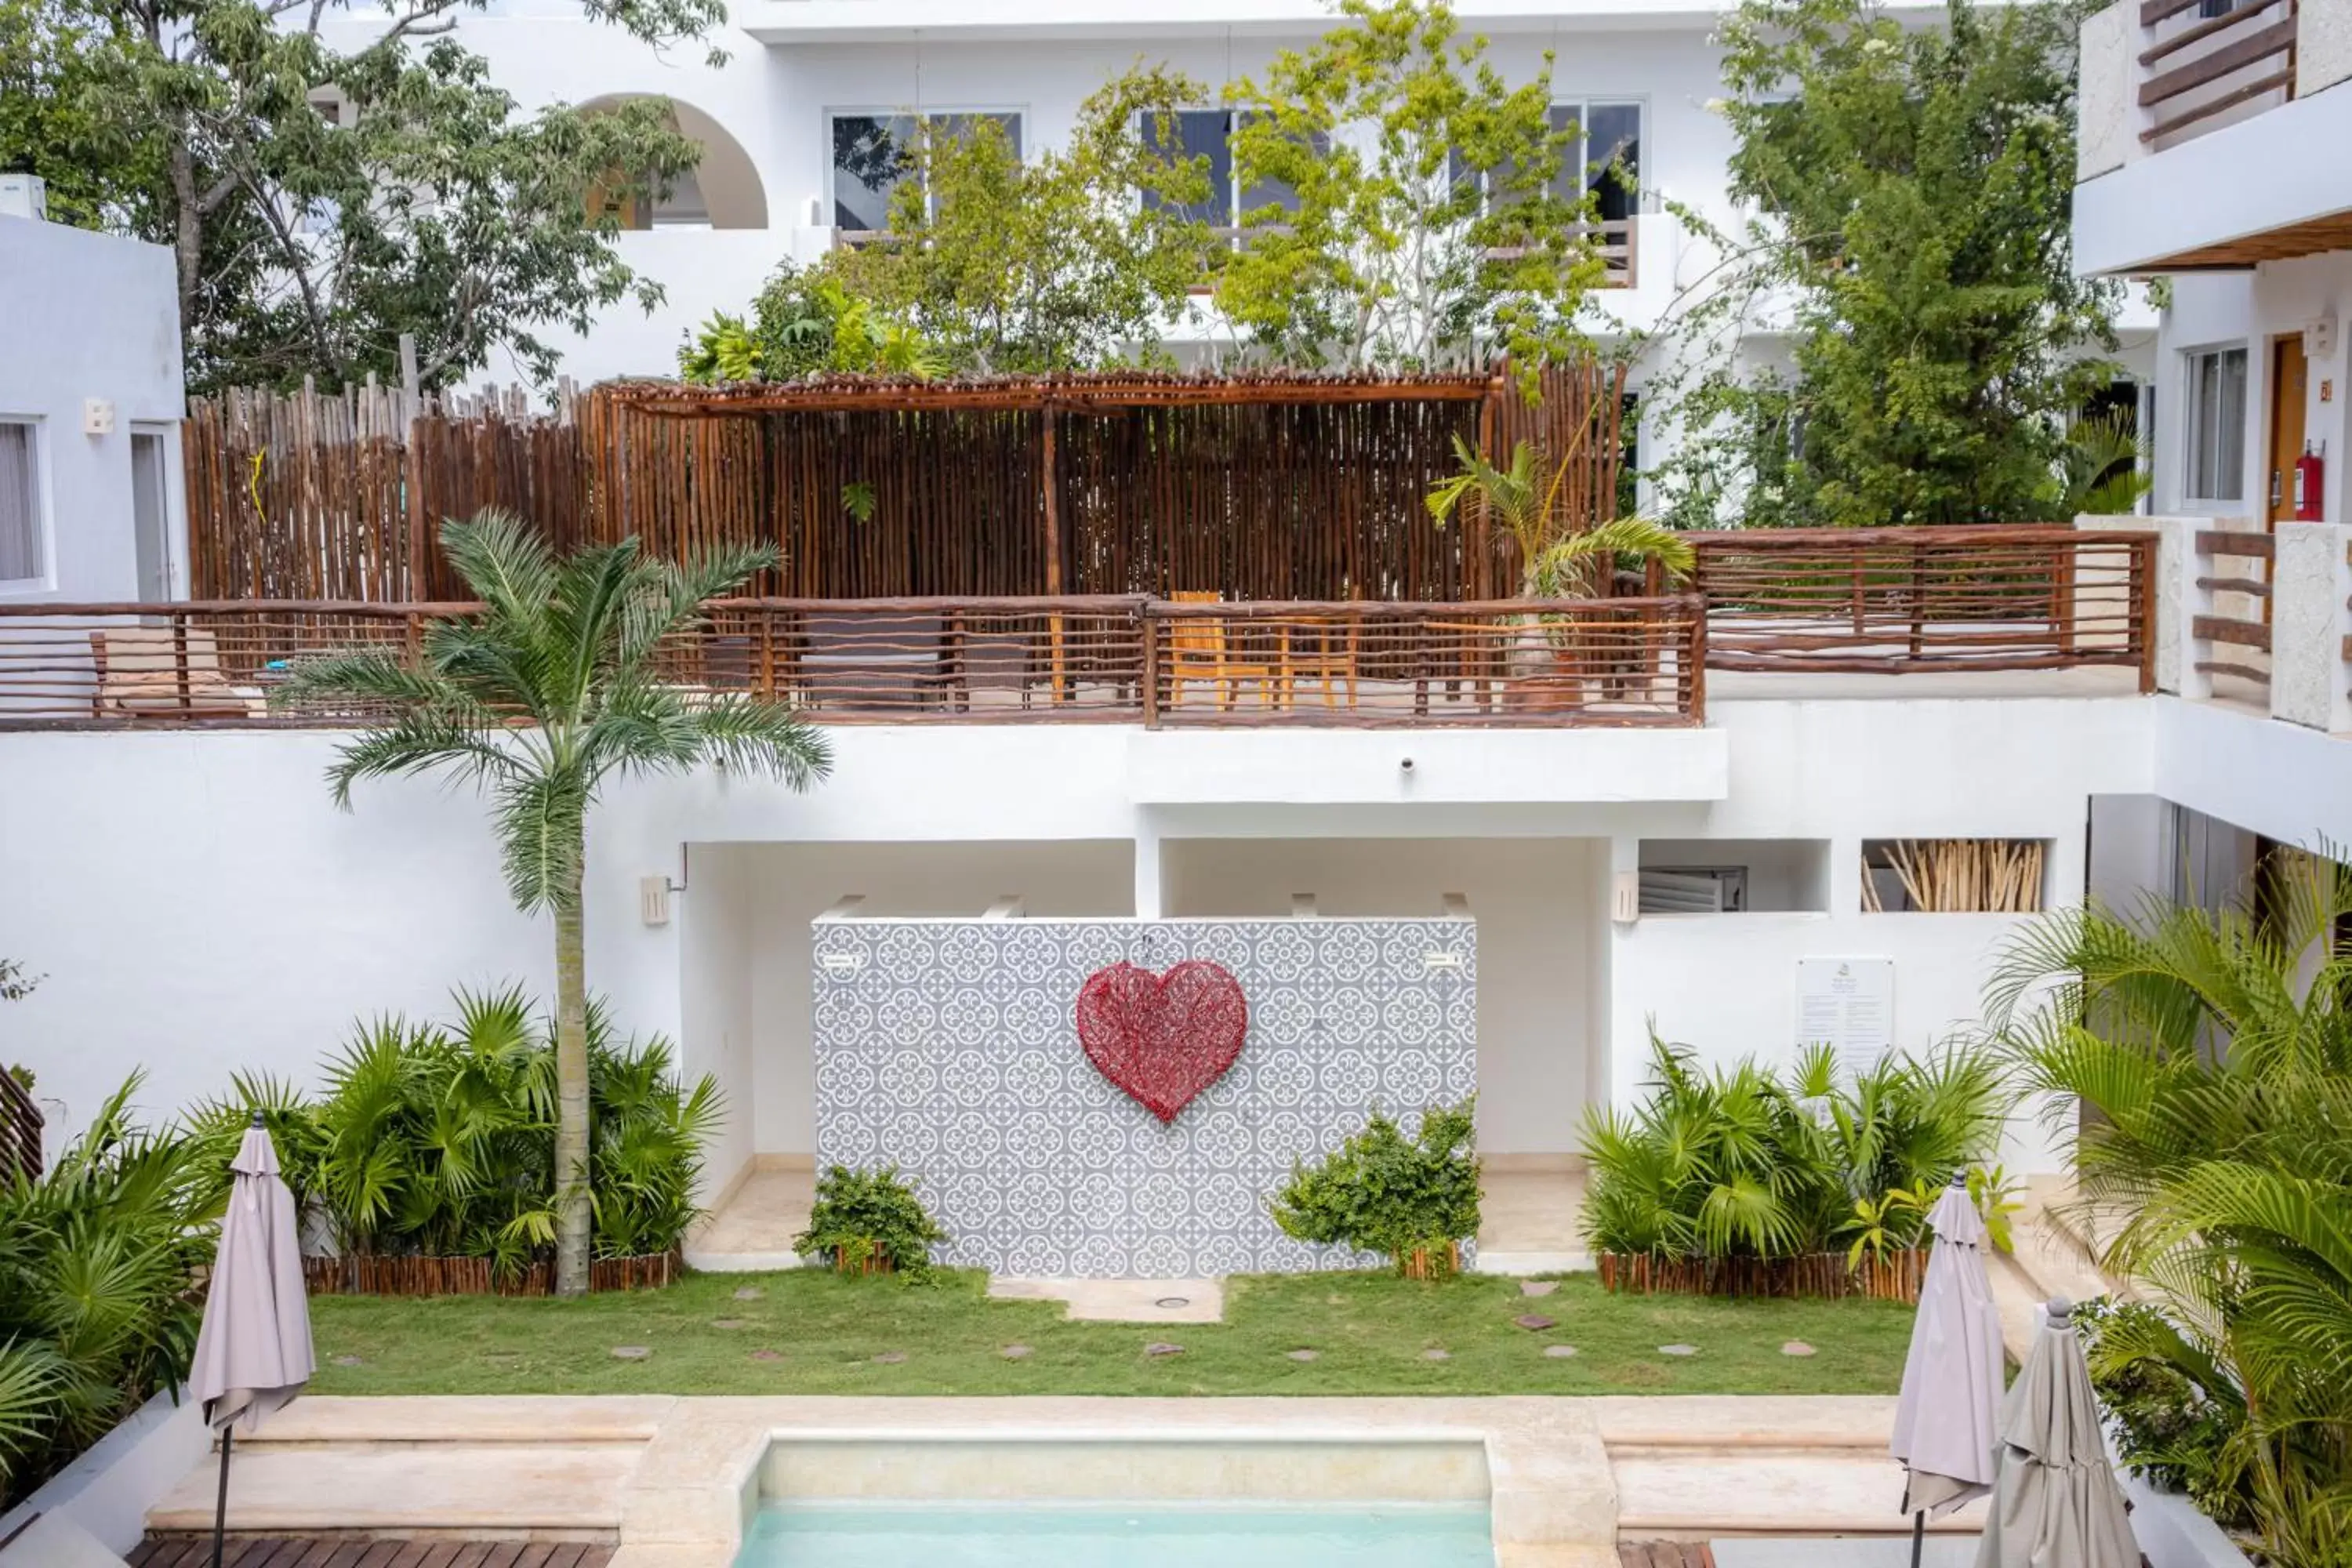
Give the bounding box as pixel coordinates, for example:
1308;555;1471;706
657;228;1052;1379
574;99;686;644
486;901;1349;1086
2269;333;2310;529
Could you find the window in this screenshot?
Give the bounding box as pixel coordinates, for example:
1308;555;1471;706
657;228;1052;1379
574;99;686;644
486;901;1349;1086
829;111;1022;232
2184;346;2247;503
0;419;42;585
1448;100;1642;221
1140;109;1324;230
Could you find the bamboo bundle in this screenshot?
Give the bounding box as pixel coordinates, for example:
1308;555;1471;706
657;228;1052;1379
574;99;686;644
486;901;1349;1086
1595;1249;1926;1304
1869;838;2045;913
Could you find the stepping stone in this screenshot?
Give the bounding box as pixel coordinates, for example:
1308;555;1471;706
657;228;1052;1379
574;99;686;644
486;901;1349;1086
1543;1345;1580;1359
1285;1348;1320;1362
1781;1341;1817;1357
332;1356;363;1368
872;1351;906;1364
1514;1314;1556;1331
1000;1345;1033;1361
1143;1342;1184;1357
1658;1344;1699;1356
750;1348;783;1363
733;1286;765;1301
1420;1348;1452;1362
611;1346;652;1361
1519;1280;1559;1298
710;1318;748;1330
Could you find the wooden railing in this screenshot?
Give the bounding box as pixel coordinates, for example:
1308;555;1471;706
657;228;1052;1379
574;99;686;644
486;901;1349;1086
2137;0;2298;147
2190;527;2274;690
1143;597;1703;727
1686;527;2158;688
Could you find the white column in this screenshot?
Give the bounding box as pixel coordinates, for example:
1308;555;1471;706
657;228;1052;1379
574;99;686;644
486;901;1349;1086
1132;819;1165;919
2271;522;2352;732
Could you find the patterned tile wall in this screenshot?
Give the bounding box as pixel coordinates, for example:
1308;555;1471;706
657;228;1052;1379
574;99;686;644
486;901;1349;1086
811;917;1478;1277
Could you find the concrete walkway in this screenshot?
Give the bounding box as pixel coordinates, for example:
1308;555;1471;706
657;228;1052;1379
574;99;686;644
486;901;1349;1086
150;1395;1975;1568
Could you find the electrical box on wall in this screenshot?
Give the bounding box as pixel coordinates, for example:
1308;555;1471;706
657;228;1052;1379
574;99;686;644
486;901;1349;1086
82;399;115;437
2308;315;2339;364
638;875;671;927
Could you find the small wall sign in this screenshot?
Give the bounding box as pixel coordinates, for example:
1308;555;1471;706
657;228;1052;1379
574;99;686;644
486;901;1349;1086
1796;956;1895;1073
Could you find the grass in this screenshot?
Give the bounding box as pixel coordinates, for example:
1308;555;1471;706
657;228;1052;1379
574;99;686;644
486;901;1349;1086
307;1268;1916;1397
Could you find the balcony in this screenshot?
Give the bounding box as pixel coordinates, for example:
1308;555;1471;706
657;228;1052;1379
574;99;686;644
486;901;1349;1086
2074;0;2352;274
0;528;2161;731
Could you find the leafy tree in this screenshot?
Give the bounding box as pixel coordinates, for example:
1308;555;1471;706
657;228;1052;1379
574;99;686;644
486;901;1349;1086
1989;851;2352;1564
1646;0;2120;527
1271;1100;1482;1275
1426;437;1694;596
0;960;36;1004
6;0;713;391
1216;0;1612;374
276;510;831;1294
0;0;136;229
824;64;1216;372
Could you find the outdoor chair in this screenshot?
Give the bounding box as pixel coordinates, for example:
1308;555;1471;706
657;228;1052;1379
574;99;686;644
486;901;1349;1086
1279;604;1362;711
89;626;266;720
792;611;947;714
1165;591;1283;712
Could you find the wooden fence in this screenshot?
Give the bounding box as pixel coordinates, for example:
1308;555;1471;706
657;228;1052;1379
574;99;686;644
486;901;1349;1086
185;366;1628;605
1;1069;41;1181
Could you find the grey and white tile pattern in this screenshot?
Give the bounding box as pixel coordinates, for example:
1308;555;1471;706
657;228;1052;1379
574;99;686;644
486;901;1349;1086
811;917;1478;1277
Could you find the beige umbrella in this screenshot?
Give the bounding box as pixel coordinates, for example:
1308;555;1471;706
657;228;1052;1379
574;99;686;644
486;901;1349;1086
1974;1298;2138;1568
1890;1176;2005;1566
191;1112;314;1568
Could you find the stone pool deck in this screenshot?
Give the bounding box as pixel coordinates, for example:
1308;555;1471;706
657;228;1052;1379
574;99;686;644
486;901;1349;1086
150;1395;1984;1568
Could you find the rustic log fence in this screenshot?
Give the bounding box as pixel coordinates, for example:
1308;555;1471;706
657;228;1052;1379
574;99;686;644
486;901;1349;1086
300;1248;682;1297
1596;1247;1929;1304
185;367;1628;606
0;1068;42;1181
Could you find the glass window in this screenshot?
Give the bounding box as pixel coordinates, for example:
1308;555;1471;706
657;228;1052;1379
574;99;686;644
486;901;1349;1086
2184;346;2247;503
1144;109;1236;227
1451;101;1642;220
0;420;41;585
829;111;1022;231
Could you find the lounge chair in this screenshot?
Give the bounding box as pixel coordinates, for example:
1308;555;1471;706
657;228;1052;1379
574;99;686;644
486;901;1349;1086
89;626;265;720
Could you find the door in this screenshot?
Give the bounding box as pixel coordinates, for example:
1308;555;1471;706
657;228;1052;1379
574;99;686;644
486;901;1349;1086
2269;333;2309;529
129;428;172;601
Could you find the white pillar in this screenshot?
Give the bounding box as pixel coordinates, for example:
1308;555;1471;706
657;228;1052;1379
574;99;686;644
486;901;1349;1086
2271;521;2352;732
1132;821;1165;919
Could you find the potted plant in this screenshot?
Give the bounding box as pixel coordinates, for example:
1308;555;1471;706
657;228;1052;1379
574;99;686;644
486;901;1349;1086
1426;437;1694;707
793;1165;949;1277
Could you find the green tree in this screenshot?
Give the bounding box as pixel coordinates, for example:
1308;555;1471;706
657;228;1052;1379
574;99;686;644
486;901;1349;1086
1988;852;2352;1565
823;64;1215;372
679;263;946;384
5;0;712;392
1216;0;1611;374
278;510;831;1294
1647;0;2119;527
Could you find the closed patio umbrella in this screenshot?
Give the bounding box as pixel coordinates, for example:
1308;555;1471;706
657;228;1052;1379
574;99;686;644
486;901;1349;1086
190;1112;314;1568
1890;1175;2005;1567
1974;1298;2137;1568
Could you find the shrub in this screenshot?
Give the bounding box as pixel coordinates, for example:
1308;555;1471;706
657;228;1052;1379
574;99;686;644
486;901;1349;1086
191;985;720;1278
1579;1034;2009;1264
1270;1101;1481;1276
793;1166;948;1277
2076;1297;2254;1531
0;1078;216;1507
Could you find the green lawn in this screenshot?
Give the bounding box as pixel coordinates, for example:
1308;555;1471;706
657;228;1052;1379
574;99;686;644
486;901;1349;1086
307;1269;1915;1397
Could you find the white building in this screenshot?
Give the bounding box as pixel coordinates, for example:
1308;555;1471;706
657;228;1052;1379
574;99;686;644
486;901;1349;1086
0;205;190;604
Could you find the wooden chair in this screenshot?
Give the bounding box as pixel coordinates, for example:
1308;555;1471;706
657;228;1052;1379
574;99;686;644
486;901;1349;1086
1280;605;1361;711
1165;591;1281;711
89;626;265;719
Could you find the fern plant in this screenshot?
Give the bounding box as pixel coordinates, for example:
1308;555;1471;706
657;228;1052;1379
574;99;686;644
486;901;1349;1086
793;1166;948;1277
1269;1101;1481;1276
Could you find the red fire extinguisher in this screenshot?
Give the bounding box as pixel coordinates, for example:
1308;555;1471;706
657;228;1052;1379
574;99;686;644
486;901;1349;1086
2295;441;2325;521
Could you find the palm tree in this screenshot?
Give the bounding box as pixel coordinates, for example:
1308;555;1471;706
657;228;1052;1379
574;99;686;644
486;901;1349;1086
279;510;831;1294
1426;435;1694;597
1985;851;2352;1563
2052;409;2152;517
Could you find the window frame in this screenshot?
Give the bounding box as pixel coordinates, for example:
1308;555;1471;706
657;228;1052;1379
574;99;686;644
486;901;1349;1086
1138;107;1327;234
1448;96;1646;220
2181;343;2249;506
824;106;1027;234
0;416;50;592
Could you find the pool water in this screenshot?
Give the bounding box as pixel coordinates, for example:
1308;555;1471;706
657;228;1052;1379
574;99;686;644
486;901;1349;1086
733;1501;1497;1566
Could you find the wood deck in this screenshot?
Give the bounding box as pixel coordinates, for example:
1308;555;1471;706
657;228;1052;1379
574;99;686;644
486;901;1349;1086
1621;1543;1718;1568
130;1541;615;1568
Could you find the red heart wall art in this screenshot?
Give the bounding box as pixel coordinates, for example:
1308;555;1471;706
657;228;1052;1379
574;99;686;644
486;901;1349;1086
1074;960;1249;1123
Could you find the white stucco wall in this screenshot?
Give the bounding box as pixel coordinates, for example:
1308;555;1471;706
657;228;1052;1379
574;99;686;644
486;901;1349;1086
0;220;187;603
8;689;2337;1174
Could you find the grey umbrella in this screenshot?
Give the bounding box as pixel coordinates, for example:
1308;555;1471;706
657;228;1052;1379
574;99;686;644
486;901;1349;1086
1974;1298;2138;1568
1890;1176;2005;1566
190;1112;314;1568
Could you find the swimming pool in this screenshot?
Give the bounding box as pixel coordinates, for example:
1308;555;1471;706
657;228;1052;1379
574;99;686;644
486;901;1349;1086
733;1500;1498;1566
